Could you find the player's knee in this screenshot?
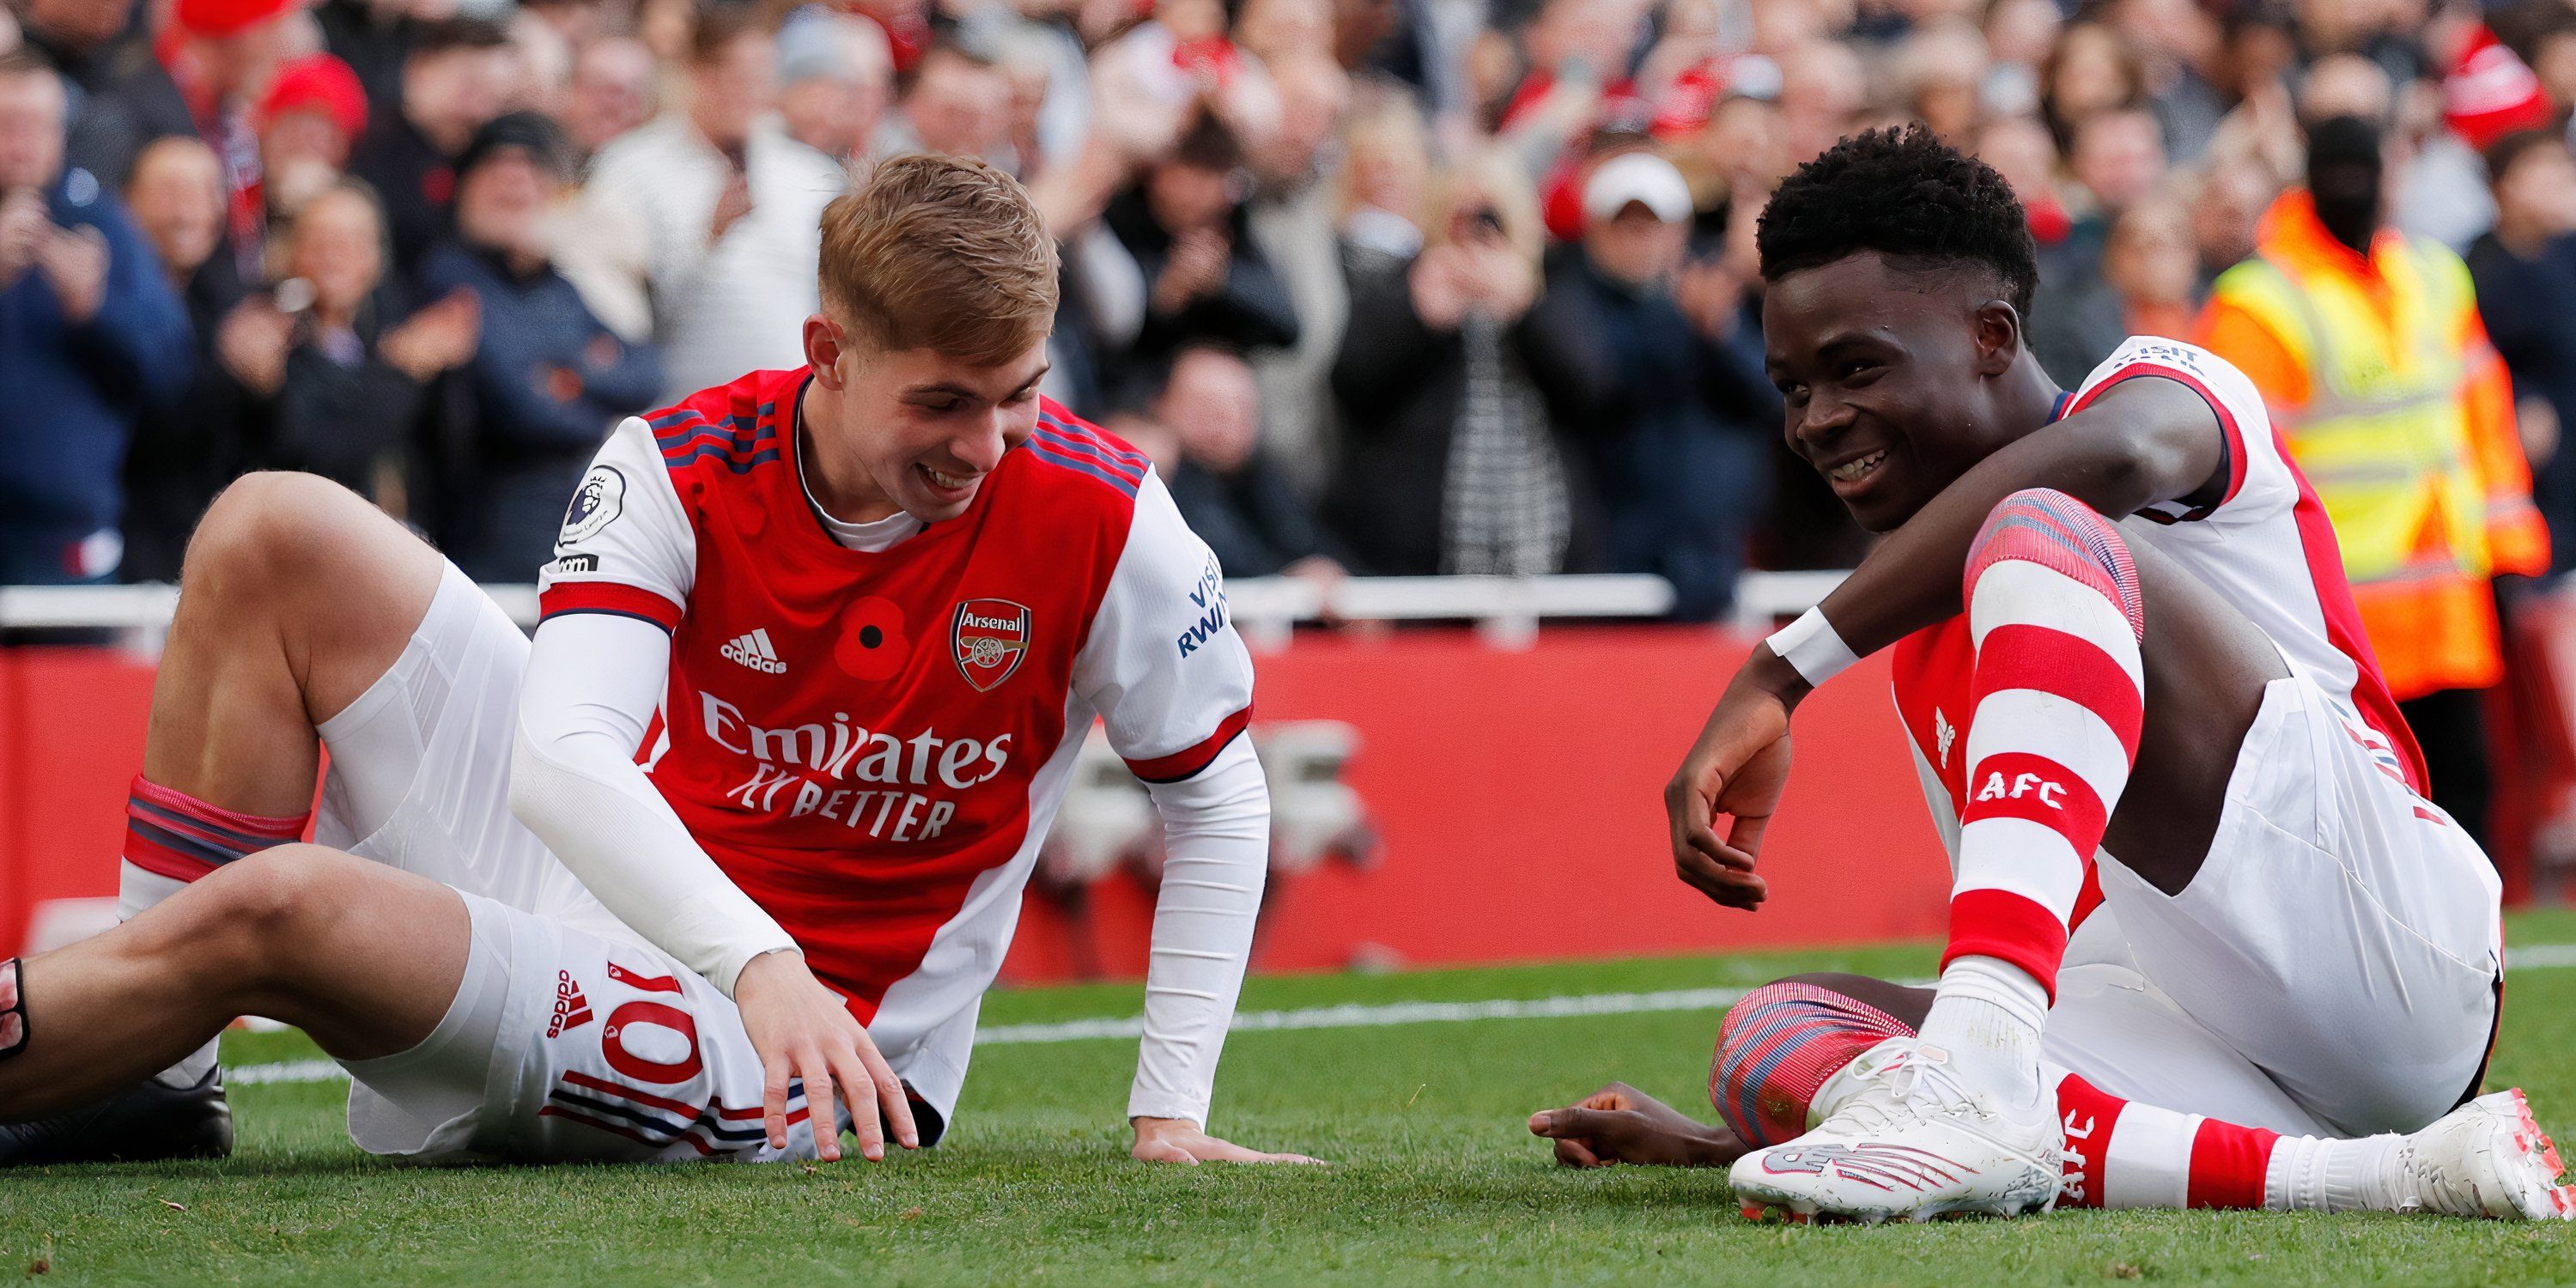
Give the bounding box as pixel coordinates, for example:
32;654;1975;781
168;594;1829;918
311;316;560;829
1965;488;2142;639
181;845;368;974
1710;979;1916;1149
185;474;359;599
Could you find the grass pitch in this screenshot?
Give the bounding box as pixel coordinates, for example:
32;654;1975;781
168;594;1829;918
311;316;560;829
9;912;2576;1285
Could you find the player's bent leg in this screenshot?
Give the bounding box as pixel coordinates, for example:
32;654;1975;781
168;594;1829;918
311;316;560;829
1731;489;2145;1222
1709;977;1924;1151
143;472;444;818
1708;975;2573;1220
24;475;452;1166
0;847;466;1122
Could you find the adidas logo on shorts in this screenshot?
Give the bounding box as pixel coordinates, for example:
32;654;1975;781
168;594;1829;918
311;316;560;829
721;629;787;674
548;970;593;1037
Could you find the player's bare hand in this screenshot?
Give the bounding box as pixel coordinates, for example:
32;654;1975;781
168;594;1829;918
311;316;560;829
1528;1082;1741;1168
1130;1116;1324;1165
735;950;918;1163
1664;649;1807;910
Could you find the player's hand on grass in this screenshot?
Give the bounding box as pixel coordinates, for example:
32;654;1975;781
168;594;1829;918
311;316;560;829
1664;648;1808;910
1130;1116;1325;1165
1528;1083;1741;1168
734;949;917;1163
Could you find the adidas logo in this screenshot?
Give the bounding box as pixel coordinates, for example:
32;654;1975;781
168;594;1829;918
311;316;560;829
721;628;787;674
547;969;594;1037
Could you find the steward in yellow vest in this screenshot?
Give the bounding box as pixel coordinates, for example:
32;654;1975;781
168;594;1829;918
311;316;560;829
2198;180;2547;703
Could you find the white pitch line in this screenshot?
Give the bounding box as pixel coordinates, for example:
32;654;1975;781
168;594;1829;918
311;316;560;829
225;945;2576;1087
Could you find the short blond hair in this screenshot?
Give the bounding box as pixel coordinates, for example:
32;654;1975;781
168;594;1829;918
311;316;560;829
818;154;1060;364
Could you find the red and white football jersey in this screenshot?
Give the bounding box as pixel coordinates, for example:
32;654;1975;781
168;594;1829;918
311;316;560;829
534;368;1252;1097
1893;337;2428;865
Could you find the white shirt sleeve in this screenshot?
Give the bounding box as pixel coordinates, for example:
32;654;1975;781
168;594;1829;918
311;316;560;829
1072;471;1267;1125
509;611;799;997
2070;337;2294;527
536;416;696;626
1128;737;1268;1125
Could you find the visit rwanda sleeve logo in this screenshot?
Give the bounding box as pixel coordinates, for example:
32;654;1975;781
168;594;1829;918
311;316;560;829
951;598;1032;692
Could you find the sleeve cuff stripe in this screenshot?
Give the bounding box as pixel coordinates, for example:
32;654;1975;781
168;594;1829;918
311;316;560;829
540;606;678;632
1126;707;1255;783
538;583;684;631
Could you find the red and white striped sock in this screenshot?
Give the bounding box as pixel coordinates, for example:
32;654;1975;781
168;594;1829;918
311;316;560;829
1921;489;2146;1105
2057;1072;2400;1212
121;775;311;915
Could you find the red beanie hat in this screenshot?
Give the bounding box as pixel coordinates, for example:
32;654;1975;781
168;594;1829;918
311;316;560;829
174;0;300;39
258;52;368;140
2445;26;2555;152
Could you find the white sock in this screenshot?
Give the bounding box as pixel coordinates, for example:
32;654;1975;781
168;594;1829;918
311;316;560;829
2262;1133;2403;1212
120;862;222;1088
1917;955;2049;1108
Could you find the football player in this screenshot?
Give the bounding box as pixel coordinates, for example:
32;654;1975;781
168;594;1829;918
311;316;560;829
0;155;1310;1169
1533;125;2570;1222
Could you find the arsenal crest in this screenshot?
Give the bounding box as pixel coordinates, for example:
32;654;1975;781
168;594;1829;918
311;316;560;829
951;598;1032;692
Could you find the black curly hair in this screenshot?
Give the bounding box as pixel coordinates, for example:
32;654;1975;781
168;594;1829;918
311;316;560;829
1756;125;2039;321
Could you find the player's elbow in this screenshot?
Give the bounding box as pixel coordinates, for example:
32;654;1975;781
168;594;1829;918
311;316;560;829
507;714;585;840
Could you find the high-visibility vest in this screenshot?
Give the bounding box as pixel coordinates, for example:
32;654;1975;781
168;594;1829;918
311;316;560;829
2208;235;2515;696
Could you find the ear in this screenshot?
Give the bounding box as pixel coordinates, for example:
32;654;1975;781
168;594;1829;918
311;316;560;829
803;314;846;389
1969;301;2021;378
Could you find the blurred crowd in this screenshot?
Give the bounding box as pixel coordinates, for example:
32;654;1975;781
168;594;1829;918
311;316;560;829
3;0;2576;636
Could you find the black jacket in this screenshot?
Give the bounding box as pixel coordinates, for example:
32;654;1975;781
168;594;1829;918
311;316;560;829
1102;189;1300;376
1167;454;1343;577
1324;246;1602;576
2467;231;2576;575
1522;246;1778;620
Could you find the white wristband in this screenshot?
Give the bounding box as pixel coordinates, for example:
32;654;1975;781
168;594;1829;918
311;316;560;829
1765;607;1858;688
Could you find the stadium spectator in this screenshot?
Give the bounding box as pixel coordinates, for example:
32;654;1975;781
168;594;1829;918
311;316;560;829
314;0;419;120
871;39;1012;169
775;9;890;167
1327;149;1595;578
2038;21;2143;155
420;112;659;582
2467;130;2576;575
349;17;514;282
560;36;654;167
1773;39;1864;167
1336;82;1431;265
1090;0;1279;163
255;52;369;226
2029;106;2172;379
16;0;197;187
1243;52;1352;496
583;6;841;398
1152;343;1345;580
2103;0;2227;161
119;135;255;583
235;181;478;511
2099;193;2200;343
164;0;312;289
2494;2;2576;121
1525;149;1774;617
0;52;190;586
1099;112;1300;386
2199;114;2547;846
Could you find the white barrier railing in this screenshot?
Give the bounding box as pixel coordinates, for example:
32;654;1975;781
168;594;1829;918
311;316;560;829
0;570;1850;649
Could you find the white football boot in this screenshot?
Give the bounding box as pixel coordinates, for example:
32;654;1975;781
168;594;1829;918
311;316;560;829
1729;1037;2061;1224
2380;1090;2576;1220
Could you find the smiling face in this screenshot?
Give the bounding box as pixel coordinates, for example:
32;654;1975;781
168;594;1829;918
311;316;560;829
803;325;1051;524
1761;252;2026;532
